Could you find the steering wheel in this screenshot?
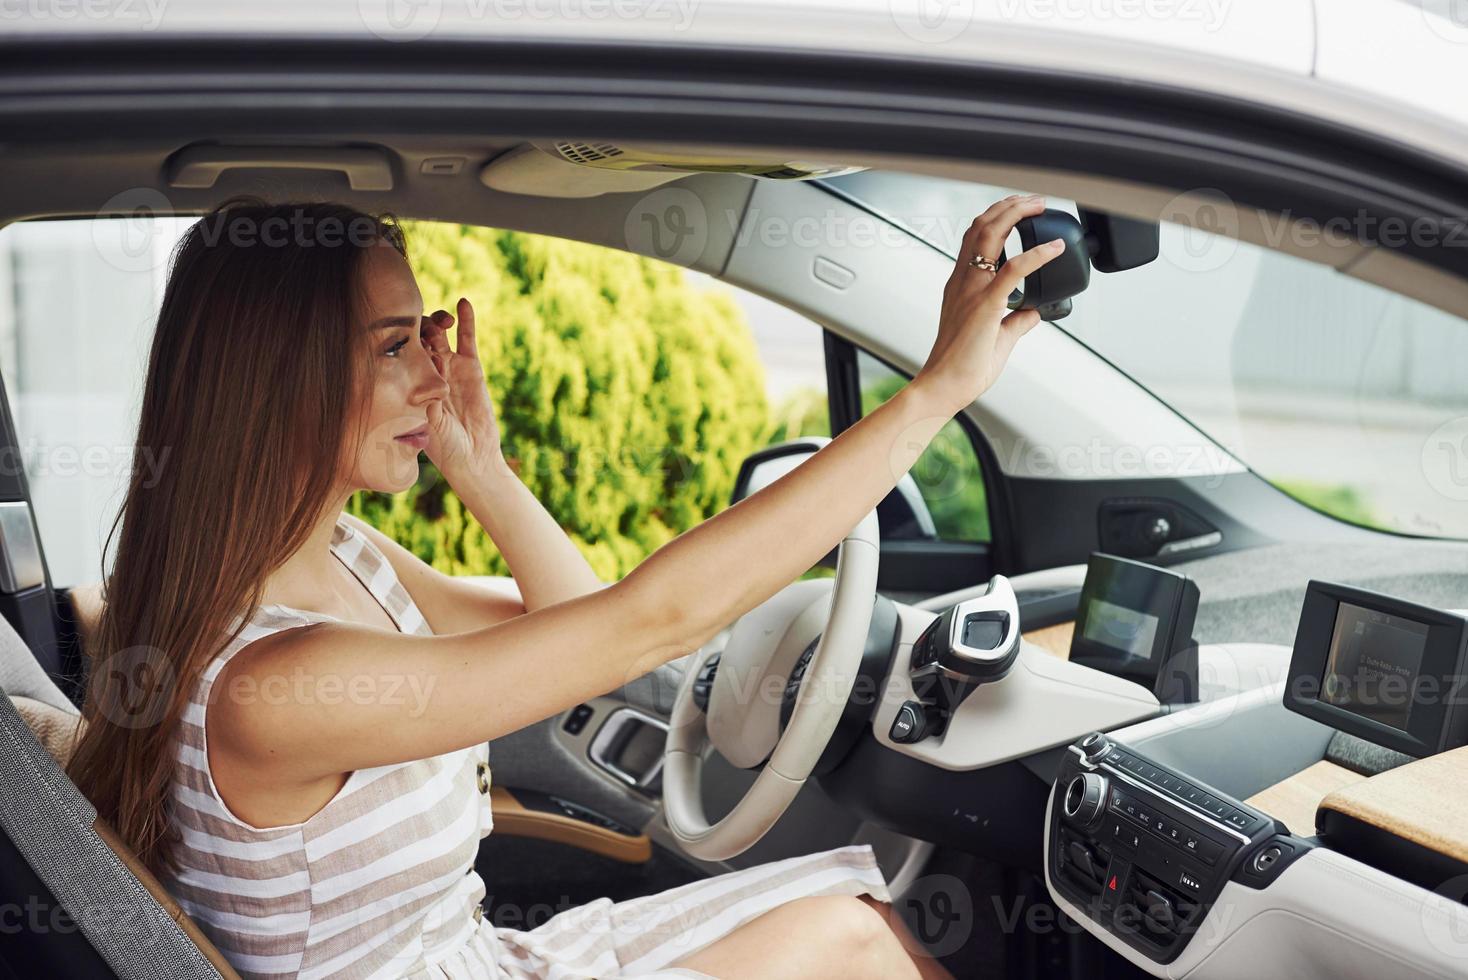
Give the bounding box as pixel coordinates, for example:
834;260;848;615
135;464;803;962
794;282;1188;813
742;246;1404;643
663;509;881;861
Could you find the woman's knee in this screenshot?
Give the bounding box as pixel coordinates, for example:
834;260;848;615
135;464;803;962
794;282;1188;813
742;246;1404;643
777;895;897;962
673;894;917;980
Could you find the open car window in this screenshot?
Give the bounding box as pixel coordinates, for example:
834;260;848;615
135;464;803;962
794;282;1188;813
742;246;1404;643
0;217;835;587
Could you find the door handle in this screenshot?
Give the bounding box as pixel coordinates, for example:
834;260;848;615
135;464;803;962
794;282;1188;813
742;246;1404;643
588;707;668;793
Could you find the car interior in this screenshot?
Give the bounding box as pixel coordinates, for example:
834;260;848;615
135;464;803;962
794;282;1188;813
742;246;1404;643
3;60;1468;980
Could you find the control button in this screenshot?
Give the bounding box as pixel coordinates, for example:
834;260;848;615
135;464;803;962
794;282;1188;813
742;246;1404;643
1152;816;1167;836
1106;749;1125;764
1177;869;1204;893
889;702;924;743
1110;788;1124;809
1181;834;1223;866
1099;858;1131;914
1144;889;1175;929
1079;732;1110;764
1201;797;1230;819
1135;807;1151;826
693;654;721;712
1252;844;1285;874
1165;824;1184;845
562;703;595;735
1225;811;1251;830
1112;820;1141;850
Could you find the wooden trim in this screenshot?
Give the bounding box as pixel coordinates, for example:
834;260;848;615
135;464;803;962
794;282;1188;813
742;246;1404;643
1024;621;1074;660
92;818;242;980
490;787;652;864
1244;760;1366;835
1318;745;1468;865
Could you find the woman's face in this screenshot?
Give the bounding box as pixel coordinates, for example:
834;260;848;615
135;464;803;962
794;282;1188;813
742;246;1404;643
340;240;449;494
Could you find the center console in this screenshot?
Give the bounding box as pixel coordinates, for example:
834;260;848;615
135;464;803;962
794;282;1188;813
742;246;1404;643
1039;576;1468;977
1047;732;1310;964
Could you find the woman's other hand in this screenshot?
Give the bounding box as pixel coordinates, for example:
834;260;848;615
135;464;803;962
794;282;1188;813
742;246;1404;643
914;195;1066;413
421;297;503;476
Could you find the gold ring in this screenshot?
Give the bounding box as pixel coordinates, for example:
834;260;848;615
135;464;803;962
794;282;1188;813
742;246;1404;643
968;254;998;272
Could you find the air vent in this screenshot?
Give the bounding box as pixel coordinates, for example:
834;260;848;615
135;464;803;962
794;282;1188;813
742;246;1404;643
1116;868;1195;951
554;141;626;164
1056;829;1105;901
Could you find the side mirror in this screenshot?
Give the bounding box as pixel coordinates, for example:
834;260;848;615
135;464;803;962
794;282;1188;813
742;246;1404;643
731;438;937;545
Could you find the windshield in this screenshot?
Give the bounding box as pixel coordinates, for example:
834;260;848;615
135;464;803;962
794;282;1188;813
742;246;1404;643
823;170;1468;539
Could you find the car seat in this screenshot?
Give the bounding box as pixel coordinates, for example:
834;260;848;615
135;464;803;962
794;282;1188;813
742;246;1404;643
0;611;240;979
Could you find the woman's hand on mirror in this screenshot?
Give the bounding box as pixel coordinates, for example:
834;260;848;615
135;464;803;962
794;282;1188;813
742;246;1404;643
913;195;1065;414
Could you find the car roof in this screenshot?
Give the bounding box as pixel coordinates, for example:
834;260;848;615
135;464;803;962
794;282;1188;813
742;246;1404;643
10;0;1466;167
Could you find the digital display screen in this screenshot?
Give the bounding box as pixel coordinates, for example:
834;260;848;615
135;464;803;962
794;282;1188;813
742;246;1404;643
1080;597;1160;661
1320;601;1429;733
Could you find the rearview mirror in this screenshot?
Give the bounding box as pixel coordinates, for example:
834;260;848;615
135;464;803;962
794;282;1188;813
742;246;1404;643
1078;207;1161;273
1001;208;1090;320
1003;206;1160;320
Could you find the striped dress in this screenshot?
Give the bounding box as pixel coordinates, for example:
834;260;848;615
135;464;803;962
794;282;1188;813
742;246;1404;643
163;514;892;980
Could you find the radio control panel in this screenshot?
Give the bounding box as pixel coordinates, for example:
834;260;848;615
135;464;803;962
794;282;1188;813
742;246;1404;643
1047;733;1310;964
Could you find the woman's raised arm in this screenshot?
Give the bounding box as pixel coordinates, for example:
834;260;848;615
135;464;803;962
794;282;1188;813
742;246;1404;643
209;195;1062;783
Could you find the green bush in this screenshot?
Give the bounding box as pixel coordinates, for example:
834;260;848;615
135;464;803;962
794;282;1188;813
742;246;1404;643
348;223;769;583
860;376;990;542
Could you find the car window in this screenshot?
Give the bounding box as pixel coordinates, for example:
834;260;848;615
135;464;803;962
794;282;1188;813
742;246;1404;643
683;270;831;451
856;349;991;543
0;218;831;588
679;270;834;580
824;170;1468;540
0;216;194;587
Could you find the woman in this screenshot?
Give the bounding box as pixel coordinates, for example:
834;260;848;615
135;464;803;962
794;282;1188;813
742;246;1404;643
66;194;1061;979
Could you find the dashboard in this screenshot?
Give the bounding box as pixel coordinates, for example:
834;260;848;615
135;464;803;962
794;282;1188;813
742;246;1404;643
813;546;1468;979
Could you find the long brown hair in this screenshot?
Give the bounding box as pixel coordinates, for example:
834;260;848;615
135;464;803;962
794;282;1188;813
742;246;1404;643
67;196;408;873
